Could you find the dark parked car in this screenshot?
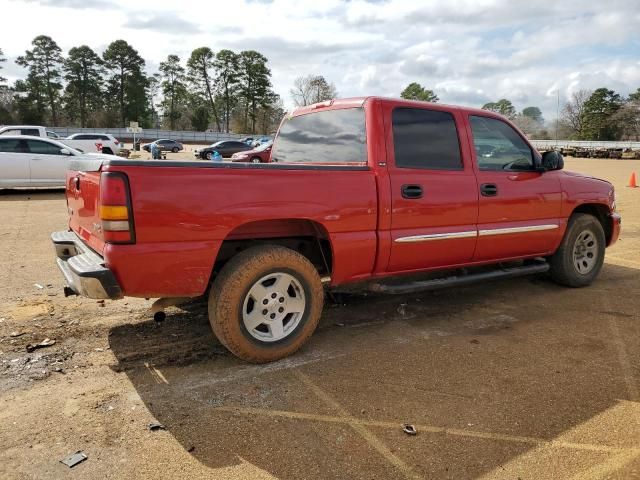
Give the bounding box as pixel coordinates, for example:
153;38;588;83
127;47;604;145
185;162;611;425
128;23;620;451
142;139;183;153
230;141;273;163
195;140;253;159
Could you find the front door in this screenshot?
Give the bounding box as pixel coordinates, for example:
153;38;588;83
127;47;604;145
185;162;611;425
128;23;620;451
467;115;562;261
386;104;479;273
26;139;71;186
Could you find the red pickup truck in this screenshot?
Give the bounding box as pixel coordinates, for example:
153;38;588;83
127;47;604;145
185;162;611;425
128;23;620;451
52;97;621;363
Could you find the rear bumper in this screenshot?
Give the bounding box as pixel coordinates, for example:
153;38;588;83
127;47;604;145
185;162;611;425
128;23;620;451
609;212;621;246
51;231;123;300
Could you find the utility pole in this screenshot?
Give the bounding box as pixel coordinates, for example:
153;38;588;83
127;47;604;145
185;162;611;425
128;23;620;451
555;90;560;145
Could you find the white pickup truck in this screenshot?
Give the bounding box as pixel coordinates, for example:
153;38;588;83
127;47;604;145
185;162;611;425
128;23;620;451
0;126;124;155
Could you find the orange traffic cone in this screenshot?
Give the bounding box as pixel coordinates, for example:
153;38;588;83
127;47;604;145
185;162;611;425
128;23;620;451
629;171;638;188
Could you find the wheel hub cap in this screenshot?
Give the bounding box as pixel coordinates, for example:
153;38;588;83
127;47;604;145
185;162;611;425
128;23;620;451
242;272;306;342
573;229;598;275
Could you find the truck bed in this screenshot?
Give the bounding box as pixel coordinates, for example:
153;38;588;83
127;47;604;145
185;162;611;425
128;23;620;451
65;158;379;297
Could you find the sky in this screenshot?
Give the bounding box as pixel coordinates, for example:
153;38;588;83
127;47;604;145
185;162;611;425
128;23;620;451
1;0;639;122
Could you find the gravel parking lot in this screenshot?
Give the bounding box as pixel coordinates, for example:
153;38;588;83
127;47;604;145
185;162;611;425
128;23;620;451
0;159;638;479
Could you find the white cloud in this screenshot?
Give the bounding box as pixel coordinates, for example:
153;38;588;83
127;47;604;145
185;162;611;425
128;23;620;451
1;0;639;121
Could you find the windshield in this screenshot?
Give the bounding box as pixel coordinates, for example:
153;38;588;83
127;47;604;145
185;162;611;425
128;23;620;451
255;141;273;152
271;108;367;164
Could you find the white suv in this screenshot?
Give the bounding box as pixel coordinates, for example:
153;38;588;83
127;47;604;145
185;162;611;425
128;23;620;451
66;133;123;155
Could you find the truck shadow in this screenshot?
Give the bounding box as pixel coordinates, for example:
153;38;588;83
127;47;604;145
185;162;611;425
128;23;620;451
108;263;639;479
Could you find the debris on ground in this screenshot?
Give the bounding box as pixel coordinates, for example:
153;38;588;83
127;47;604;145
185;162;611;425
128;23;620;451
10;331;26;338
33;283;44;289
402;424;417;435
397;303;407;316
25;338;56;353
60;451;87;468
148;422;166;431
470;339;480;344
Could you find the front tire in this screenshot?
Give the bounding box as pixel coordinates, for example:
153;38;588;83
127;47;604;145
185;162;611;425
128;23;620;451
209;245;324;363
172;147;179;153
549;213;605;287
251;156;261;163
206;152;212;160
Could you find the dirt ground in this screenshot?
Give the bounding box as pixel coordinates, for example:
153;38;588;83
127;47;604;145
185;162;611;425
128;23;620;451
0;159;638;480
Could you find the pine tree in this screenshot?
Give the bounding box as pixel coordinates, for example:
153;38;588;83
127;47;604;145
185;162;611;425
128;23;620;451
103;40;147;127
16;35;64;125
63;45;104;127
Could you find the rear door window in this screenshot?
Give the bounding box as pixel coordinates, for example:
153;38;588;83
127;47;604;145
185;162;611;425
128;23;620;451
0;139;29;153
272;108;367;164
392;108;462;170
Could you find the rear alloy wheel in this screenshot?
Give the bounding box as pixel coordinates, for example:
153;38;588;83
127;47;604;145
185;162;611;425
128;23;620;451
549;213;605;287
209;245;324;363
251;157;261;164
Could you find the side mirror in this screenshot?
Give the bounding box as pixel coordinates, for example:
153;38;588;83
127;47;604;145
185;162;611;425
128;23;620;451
541;150;564;171
60;148;72;156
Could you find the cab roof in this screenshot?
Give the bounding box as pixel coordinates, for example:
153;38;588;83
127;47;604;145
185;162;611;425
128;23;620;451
290;96;508;121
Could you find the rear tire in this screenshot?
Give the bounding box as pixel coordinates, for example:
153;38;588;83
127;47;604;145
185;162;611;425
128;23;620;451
102;147;113;155
549;213;605;287
208;245;324;363
251;156;261;163
172;147;179;153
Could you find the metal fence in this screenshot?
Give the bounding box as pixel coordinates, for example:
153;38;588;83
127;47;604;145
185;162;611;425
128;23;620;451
530;140;640;150
48;127;247;144
45;127;640;150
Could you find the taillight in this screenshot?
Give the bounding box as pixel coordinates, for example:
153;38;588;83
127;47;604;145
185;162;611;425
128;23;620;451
99;172;135;244
113;138;120;145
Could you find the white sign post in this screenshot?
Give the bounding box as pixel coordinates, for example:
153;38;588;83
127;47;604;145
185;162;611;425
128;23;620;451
126;124;143;151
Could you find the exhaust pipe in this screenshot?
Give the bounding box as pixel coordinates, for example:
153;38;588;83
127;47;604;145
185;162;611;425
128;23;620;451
150;297;191;322
63;286;77;297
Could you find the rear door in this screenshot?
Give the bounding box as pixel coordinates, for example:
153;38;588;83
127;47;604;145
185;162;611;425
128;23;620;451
26;139;70;186
467;115;562;261
385;104;479;273
0;138;31;187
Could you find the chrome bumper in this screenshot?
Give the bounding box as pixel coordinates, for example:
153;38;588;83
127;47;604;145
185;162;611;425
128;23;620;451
51;231;123;300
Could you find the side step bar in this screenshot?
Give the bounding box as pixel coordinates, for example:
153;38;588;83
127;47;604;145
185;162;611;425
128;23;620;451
368;261;549;295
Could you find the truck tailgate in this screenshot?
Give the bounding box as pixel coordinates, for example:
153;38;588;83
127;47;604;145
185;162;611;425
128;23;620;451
66;159;105;255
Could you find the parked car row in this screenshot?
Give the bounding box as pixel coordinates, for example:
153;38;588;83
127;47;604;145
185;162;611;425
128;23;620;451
0;125;124;155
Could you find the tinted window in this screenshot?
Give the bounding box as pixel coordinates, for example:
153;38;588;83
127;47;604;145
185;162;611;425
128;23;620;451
99;135;110;140
46;131;59;138
21;129;41;136
272;108;366;164
26;140;63;155
392;108;462;170
469;116;534;171
0;139;29;153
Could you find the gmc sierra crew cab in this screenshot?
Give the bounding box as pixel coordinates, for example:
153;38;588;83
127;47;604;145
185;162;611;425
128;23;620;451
52;97;621;363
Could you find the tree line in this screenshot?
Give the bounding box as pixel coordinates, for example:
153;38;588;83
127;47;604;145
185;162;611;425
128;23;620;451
0;36;285;134
401;82;640;141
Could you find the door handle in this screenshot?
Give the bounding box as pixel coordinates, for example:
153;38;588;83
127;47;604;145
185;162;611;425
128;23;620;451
480;183;498;197
401;184;423;199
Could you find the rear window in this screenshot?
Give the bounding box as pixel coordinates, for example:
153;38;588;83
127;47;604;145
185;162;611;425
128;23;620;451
271;108;367;164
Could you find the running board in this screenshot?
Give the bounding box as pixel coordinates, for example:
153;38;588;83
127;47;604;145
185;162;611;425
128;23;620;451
368;262;549;295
